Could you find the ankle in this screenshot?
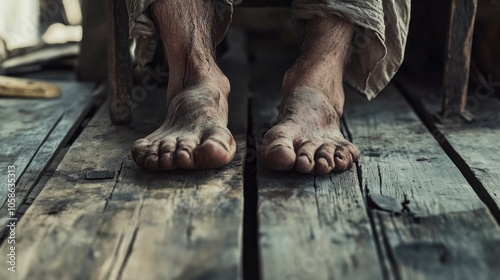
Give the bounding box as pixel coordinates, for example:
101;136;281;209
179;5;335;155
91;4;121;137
282;64;343;95
167;69;230;100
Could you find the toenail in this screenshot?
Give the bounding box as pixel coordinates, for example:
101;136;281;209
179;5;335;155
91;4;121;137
299;154;312;164
270;144;292;151
178;149;192;158
162;152;173;159
318;158;329;166
334;152;344;160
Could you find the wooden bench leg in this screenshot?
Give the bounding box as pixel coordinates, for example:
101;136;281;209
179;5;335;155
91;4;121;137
441;0;478;122
107;0;132;125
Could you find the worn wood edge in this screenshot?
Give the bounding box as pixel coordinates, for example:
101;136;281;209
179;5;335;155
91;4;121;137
0;81;97;203
395;76;500;222
344;82;500;278
0;83;99;236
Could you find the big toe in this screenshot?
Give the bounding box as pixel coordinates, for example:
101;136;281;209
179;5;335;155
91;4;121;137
195;128;235;168
261;131;296;170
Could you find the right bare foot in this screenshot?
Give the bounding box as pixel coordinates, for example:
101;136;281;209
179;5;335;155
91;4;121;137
132;0;237;171
131;80;236;170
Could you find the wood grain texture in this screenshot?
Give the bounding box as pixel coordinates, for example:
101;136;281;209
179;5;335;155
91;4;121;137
0;80;96;229
344;83;500;280
107;0;133;124
252;51;382;280
442;0;478;119
398;77;500;222
0;31;250;280
0;76;61;98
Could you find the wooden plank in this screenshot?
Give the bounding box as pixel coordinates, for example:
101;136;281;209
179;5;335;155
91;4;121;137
344;83;500;279
252;51;382;280
398;77;500;221
0;30;249;279
0;80;96;222
442;0;478;120
0;76;61;98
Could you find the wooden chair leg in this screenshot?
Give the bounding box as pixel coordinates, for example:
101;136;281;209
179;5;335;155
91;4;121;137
441;0;478;122
107;0;132;125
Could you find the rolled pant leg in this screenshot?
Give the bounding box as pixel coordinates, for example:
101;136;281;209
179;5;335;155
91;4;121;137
126;0;237;43
292;0;411;99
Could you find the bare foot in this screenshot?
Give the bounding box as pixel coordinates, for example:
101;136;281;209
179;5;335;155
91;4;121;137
131;81;235;170
131;0;236;171
260;16;359;174
261;86;359;174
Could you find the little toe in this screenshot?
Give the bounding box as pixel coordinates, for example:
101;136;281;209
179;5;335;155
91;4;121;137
175;138;199;169
295;141;317;173
315;143;336;174
334;146;352;171
131;138;152;167
346;143;360;163
143;141;161;170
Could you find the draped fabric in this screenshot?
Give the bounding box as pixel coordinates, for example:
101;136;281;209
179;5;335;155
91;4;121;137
127;0;410;99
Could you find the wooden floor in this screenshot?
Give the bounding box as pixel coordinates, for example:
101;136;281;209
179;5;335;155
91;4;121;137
1;29;500;280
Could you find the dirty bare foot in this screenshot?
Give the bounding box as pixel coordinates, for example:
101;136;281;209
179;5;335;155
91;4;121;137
132;81;235;170
131;0;235;170
261;16;359;174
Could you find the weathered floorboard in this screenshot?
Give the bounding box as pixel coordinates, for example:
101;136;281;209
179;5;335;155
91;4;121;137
344;84;500;280
0;30;249;279
398;77;500;219
253;51;382;280
0;80;96;227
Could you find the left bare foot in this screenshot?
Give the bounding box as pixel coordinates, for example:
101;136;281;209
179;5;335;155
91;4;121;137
261;86;359;174
260;16;359;174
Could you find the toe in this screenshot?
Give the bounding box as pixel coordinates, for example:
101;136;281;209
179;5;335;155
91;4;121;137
131;138;152;167
315;143;336;174
346;142;360;163
261;129;295;170
334;146;352;171
295;141;317;174
143;141;161;170
315;158;331;175
159;137;177;170
196;127;235;168
174;137;199;169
